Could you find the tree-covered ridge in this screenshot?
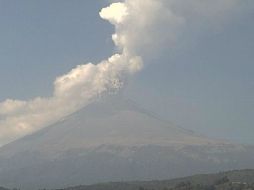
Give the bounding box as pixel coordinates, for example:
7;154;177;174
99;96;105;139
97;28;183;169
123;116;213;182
139;177;254;190
57;169;254;190
1;169;254;190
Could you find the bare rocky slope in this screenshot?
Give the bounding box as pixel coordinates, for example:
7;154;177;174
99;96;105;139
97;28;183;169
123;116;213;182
0;96;253;189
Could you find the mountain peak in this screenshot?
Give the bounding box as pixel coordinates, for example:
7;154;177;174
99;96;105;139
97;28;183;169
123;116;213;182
0;95;221;157
0;95;253;190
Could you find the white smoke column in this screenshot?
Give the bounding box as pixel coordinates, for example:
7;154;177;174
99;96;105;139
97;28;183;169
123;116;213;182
0;0;245;146
0;1;143;146
101;0;185;56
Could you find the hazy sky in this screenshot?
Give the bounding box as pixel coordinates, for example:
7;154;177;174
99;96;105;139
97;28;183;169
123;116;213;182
0;0;254;145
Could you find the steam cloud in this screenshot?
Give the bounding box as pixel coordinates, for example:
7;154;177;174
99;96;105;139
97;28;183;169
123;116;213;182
0;0;245;146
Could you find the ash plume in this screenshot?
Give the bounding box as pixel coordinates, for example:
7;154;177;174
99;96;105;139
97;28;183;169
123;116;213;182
0;0;246;146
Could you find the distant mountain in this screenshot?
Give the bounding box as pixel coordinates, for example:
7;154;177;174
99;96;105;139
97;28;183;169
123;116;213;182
0;96;253;189
56;169;254;190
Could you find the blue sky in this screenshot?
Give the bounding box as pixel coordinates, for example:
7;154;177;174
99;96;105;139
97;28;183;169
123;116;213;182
0;0;254;144
0;0;113;99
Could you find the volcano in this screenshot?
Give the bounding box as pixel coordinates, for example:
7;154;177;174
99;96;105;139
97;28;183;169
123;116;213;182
0;96;253;189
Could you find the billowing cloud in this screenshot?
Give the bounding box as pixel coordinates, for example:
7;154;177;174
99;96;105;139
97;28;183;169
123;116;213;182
0;54;142;145
0;1;143;146
0;0;248;146
100;2;128;24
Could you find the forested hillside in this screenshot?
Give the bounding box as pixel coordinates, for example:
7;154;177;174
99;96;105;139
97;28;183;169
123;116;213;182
57;169;254;190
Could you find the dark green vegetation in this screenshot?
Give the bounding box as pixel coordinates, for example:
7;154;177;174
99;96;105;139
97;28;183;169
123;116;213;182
0;187;9;190
56;169;254;190
1;169;254;190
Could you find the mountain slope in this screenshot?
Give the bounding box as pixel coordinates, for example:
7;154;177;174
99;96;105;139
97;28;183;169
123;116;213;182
0;97;253;189
0;97;220;158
